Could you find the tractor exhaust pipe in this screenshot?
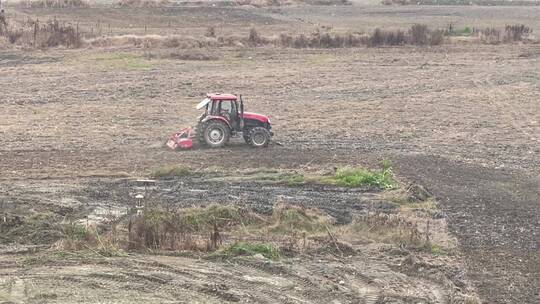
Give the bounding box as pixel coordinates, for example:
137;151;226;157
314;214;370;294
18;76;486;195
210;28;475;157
239;94;245;129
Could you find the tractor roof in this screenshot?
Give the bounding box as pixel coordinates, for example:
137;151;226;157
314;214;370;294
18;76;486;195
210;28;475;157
196;94;239;110
207;93;237;100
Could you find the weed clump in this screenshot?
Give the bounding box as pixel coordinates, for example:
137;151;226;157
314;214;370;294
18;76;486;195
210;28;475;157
248;27;265;46
129;204;258;250
57;223;125;257
0;212;64;244
504;24;532;42
268;204;331;234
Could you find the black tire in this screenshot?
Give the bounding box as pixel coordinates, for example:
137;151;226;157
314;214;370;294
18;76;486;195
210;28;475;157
203;120;230;148
243;132;250;145
194;122;205;145
246;127;270;148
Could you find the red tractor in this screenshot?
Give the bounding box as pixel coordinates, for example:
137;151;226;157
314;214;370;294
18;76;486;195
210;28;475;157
167;94;273;149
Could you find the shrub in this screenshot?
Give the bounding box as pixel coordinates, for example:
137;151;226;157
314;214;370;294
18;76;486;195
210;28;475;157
504;24;531;42
369;28;406;46
293;33;308;48
41;19;82;48
408;24;429;45
0;18;82;48
7;30;23;44
205;26;216;38
476;27;501;44
429;29;444;45
248;27;263;46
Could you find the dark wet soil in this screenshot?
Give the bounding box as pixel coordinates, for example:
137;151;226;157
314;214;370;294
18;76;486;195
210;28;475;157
393;154;540;304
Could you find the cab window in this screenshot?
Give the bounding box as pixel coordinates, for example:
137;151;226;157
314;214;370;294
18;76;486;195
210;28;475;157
219;100;232;114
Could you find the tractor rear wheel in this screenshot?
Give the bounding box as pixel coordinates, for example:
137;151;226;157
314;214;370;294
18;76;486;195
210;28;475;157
203;121;230;148
194;123;205;144
245;127;270;148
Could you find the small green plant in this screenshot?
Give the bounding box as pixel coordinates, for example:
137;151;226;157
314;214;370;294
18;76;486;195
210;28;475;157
151;165;191;179
423;243;446;256
322;160;397;190
213;242;280;260
94;53;153;70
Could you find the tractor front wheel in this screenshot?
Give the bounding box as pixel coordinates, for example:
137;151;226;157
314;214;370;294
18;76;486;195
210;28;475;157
203;121;230;148
245;127;270;148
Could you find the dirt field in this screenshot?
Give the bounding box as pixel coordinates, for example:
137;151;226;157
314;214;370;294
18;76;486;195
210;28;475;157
1;3;539;304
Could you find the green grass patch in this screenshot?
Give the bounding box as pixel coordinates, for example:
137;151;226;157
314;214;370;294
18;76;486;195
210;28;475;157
92;53;153;70
422;243;447;256
256;161;398;190
151;165;191;179
320;160;397;190
212;242;280;260
448;26;473;37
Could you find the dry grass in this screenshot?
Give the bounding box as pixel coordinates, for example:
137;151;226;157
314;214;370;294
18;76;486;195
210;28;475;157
267;203;332;234
383;0;539;5
46;196;445;260
233;0;350;7
15;0;90;8
115;0;171;8
2;21;528;50
338;213;425;246
158;50;218;61
86;34;223;49
128;204;259;251
56;223;124;257
150;165;191;179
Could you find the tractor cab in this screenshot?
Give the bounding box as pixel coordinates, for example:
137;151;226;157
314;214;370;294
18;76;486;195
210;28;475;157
194;94;273;148
196;94;243;132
